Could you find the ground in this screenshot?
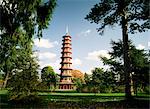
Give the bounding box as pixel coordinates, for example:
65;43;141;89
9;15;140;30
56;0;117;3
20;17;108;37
0;89;149;108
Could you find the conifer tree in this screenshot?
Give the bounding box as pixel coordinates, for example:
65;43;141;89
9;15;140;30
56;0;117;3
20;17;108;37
85;0;149;98
0;0;56;88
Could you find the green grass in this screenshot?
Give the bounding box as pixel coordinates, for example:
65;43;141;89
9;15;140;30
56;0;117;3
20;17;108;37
0;89;8;94
0;89;149;108
40;93;125;103
38;92;125;96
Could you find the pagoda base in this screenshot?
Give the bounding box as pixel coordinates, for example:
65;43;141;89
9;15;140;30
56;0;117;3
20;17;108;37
59;83;75;90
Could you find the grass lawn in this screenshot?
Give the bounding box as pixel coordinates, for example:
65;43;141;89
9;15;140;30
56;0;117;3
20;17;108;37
38;92;125;96
0;89;149;108
0;89;8;94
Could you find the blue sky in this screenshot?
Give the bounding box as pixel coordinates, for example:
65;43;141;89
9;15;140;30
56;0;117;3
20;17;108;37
34;0;149;74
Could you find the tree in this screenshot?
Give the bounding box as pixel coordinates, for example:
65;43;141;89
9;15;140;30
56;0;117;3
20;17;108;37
91;68;115;93
84;73;91;85
0;0;56;38
85;0;149;98
0;29;35;88
73;78;83;92
71;70;85;82
8;54;39;101
101;40;149;94
41;66;57;89
71;70;85;92
0;0;56;88
7;32;40;101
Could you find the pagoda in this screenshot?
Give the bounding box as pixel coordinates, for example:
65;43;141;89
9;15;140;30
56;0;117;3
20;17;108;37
59;29;74;90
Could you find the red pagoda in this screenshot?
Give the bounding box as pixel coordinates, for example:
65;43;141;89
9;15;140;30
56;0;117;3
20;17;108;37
59;29;74;90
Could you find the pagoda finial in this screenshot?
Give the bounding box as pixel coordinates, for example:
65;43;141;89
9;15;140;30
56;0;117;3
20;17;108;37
66;26;69;36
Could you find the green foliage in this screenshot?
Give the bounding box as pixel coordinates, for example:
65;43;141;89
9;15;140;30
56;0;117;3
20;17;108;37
0;0;57;38
101;40;149;93
0;0;57;102
0;0;57;88
73;78;83;92
0;71;4;80
85;0;149;98
9;94;44;106
84;73;91;85
143;86;150;94
113;85;125;93
82;68;115;93
7;38;40;100
85;0;149;35
91;68;115;93
41;66;57;89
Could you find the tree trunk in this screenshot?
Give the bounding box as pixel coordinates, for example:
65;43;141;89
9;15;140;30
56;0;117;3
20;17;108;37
121;15;132;99
2;72;9;88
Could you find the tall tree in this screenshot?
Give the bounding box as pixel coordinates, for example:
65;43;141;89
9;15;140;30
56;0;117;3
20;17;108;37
41;66;57;89
7;30;40;100
85;0;149;98
101;40;149;93
0;0;56;88
91;68;115;93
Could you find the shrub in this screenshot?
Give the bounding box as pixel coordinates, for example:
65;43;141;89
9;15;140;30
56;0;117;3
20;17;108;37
9;94;45;105
143;86;150;94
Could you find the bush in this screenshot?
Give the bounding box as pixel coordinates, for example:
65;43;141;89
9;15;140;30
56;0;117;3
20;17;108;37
9;93;44;105
143;86;150;94
113;85;125;93
37;82;49;90
81;86;89;93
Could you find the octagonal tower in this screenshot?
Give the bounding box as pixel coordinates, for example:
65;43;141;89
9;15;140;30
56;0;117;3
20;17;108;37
59;30;74;90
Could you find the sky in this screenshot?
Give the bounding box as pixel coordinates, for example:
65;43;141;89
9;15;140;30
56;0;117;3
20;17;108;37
33;0;149;75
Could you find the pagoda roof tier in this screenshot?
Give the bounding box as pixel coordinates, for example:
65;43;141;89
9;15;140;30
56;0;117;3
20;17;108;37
63;40;71;43
63;41;71;44
60;61;72;64
60;66;72;69
62;43;71;45
61;51;72;54
62;39;71;41
61;47;72;49
62;46;71;48
62;49;72;51
63;35;71;38
60;56;72;59
63;45;72;47
59;68;72;70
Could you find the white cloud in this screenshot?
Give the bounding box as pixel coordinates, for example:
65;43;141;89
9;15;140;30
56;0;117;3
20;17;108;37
148;42;150;47
78;29;91;37
85;67;95;74
72;58;82;66
38;52;56;60
34;51;56;60
53;41;59;45
34;38;58;48
86;50;110;61
39;59;61;73
136;44;145;50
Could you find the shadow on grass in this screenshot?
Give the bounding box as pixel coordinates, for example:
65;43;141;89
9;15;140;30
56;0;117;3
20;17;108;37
0;94;49;109
0;94;149;109
48;98;149;109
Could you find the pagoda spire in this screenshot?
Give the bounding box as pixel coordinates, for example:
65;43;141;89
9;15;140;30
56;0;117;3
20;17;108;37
66;26;69;36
